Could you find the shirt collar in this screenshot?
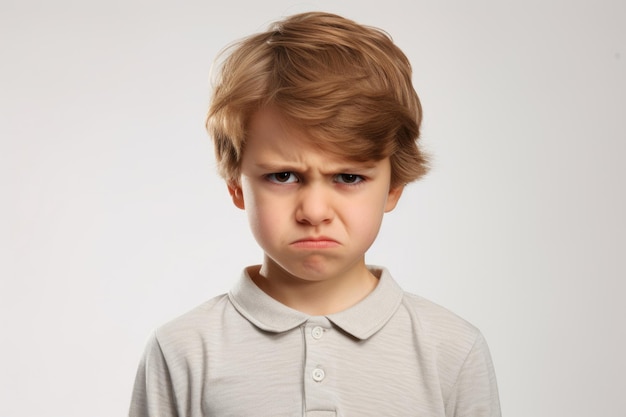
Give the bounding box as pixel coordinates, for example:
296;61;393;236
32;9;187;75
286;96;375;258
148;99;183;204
228;266;404;340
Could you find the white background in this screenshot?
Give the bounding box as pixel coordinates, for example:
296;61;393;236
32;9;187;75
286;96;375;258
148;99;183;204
1;0;624;416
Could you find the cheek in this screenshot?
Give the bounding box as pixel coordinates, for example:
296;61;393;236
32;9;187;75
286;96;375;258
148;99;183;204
345;201;386;243
244;195;286;244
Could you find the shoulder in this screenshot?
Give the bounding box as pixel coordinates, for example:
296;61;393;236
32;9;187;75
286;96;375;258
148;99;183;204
398;291;484;363
397;292;498;408
151;294;231;356
400;292;480;345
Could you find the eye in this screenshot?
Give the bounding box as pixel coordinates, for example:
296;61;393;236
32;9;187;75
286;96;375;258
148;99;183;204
335;174;364;185
266;172;299;184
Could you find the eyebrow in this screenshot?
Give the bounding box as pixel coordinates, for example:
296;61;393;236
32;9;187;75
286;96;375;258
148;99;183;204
254;162;304;172
254;161;379;173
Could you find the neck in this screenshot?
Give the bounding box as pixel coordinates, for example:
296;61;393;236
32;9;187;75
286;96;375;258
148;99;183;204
249;259;378;315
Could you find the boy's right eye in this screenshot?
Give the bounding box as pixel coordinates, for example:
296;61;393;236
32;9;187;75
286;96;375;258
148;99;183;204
266;172;298;184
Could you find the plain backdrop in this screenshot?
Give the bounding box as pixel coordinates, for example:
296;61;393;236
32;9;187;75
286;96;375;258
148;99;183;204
1;0;624;416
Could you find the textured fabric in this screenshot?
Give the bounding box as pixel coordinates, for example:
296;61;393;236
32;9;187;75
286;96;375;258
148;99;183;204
129;267;501;417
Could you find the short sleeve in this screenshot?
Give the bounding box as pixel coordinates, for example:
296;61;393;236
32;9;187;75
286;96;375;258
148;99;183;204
445;332;501;417
129;332;179;417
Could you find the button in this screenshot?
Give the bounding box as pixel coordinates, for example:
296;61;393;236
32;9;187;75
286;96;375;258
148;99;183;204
311;326;324;339
312;368;325;382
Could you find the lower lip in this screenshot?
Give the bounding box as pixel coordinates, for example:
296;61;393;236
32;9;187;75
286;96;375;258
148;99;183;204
291;240;339;249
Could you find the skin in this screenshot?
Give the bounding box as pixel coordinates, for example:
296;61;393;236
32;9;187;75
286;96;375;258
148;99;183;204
228;107;403;315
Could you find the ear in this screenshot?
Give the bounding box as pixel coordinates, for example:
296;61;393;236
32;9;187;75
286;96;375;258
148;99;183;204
384;185;404;213
227;181;245;210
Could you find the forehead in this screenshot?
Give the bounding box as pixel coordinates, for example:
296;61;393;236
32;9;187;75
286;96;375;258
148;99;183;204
244;108;311;161
244;108;382;170
247;107;298;140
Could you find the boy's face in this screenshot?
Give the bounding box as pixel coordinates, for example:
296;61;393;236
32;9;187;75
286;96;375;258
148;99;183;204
228;107;403;284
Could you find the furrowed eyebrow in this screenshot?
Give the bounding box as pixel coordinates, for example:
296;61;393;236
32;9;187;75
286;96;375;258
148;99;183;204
254;162;305;171
254;161;379;174
336;163;378;172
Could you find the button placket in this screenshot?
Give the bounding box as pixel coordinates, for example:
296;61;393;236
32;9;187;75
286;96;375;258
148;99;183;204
309;325;326;383
303;318;336;411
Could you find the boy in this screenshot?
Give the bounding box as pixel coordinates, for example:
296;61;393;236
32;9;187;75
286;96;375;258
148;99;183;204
130;12;500;417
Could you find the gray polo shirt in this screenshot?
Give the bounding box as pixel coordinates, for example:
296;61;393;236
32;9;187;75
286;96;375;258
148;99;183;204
129;267;501;417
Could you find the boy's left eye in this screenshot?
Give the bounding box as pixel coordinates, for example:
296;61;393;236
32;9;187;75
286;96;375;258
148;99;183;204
335;174;364;184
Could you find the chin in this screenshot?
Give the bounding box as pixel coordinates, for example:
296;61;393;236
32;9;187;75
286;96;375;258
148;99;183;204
273;260;333;282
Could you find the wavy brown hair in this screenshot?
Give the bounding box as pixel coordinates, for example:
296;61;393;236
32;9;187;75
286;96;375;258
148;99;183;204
206;12;428;188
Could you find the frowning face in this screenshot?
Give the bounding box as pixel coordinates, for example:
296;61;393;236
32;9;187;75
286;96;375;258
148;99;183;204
229;108;403;286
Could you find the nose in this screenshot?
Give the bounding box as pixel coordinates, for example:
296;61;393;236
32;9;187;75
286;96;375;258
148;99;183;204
295;184;334;226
